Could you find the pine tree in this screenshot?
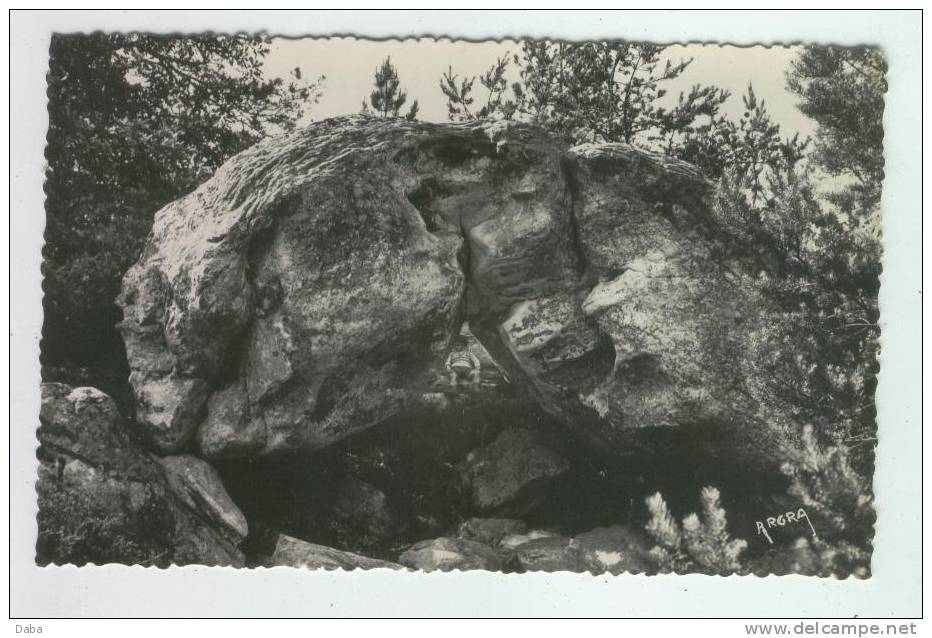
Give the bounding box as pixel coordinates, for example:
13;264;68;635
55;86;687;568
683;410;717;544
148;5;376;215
440;42;728;147
787;46;886;215
363;56;419;120
644;488;748;575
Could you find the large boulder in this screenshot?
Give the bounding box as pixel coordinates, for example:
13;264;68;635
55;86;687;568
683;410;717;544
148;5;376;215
489;143;794;464
564;145;791;460
118;116;796;464
119;119;470;454
36;383;245;566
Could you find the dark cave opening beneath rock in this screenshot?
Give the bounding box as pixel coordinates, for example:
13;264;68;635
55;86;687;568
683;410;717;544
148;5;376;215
215;364;791;564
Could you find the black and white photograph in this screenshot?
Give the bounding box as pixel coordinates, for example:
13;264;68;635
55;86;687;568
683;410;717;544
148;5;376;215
8;7;925;622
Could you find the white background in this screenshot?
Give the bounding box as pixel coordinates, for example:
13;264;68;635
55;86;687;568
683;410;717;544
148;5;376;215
5;5;925;625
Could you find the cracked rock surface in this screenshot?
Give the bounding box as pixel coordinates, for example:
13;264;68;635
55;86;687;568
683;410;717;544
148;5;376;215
119;116;794;465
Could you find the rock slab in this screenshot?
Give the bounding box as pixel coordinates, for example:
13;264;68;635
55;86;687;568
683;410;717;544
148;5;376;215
159;454;248;543
267;533;402;571
398;537;504;572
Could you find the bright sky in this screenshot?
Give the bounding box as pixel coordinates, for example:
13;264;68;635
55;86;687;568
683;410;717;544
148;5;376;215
264;38;817;140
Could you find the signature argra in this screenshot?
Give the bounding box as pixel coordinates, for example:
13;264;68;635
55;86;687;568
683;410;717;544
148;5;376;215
755;508;818;544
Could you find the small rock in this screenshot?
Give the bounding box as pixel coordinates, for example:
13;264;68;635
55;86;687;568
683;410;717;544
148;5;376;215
159;454;249;543
398;537;504;572
268;533;402;571
510;535;585;573
573;525;654;575
459;428;569;515
39;383;125;453
499;529;559;551
457;517;527;546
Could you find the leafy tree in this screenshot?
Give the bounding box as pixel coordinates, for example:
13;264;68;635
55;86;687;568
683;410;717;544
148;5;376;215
787;46;886;215
362;56;419;120
43;33;322;400
678;53;881;458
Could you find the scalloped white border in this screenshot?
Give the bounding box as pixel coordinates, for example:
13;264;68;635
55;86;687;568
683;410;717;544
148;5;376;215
9;8;922;618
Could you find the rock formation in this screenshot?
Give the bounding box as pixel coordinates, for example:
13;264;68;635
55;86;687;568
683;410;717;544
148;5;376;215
36;383;246;566
118;116;795;467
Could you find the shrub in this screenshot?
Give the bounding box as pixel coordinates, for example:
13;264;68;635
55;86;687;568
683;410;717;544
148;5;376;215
641;426;873;577
644;487;748;575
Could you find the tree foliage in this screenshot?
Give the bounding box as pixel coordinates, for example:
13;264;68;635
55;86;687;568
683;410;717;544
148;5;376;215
439;42;806;204
678;84;809;206
43;33;322;393
440;55;513;122
441;42;730;148
787;46;886;214
691;48;884;461
708;168;879;465
362;56;419;120
771;47;884;457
